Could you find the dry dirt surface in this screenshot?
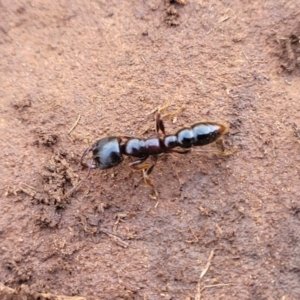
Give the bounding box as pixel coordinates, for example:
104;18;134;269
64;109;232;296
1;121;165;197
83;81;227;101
1;1;300;299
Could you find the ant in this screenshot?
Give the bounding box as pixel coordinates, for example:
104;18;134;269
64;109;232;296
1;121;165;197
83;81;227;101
81;105;230;197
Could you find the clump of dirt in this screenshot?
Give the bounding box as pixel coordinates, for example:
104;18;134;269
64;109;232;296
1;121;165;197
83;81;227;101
6;151;80;208
292;123;300;139
33;128;58;148
34;206;62;229
2;1;300;299
3;260;32;285
165;6;180;26
11;94;33;123
164;0;186;26
35;151;80;207
11;94;32;111
280;24;300;71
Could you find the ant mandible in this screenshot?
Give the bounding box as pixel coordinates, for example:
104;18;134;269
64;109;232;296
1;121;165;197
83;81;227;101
81;105;229;197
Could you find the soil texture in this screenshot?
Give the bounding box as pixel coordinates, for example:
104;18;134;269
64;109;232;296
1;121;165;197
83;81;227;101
1;1;300;299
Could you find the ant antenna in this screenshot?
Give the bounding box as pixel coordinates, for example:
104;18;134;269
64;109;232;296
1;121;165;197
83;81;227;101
81;145;97;169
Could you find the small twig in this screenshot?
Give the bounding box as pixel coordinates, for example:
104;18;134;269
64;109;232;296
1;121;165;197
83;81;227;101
186;226;199;243
80;188;90;201
20;183;36;190
200;250;214;280
175;170;184;186
292;123;300;138
141;55;148;65
68;114;81;135
0;282;87;300
195;250;215;300
219;16;230;23
200;283;231;292
100;229;129;248
61;180;83;201
242;51;249;61
67;134;75;144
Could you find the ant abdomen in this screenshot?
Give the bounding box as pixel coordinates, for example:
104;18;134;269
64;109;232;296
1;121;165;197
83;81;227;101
192;123;228;146
175;123;228;148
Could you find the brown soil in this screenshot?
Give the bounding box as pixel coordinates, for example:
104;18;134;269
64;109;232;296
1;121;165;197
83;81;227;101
1;1;300;299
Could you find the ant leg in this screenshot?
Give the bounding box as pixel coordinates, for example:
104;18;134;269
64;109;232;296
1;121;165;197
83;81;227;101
156;112;166;135
158;103;185;121
169;148;191;154
129;156;149;170
142;156;158;197
215;138;237;156
193;139;236;156
155;105;185;136
129;156;159;197
161;107;185;121
216;138;226;153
